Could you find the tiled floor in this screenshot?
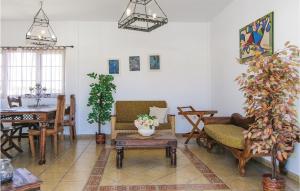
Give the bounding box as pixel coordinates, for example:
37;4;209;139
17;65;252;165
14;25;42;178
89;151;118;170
8;136;300;191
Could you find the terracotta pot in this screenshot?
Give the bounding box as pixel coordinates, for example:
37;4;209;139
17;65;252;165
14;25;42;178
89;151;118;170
262;174;285;191
95;133;106;144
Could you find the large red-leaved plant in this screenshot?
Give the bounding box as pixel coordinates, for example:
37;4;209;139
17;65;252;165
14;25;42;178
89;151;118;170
236;42;300;179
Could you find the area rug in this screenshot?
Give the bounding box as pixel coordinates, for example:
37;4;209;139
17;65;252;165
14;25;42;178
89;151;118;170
83;146;229;191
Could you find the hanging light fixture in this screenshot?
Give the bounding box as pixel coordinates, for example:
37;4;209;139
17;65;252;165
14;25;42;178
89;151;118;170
26;1;57;46
118;0;168;32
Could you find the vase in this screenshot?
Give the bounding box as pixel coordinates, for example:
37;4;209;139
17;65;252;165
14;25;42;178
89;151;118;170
138;127;155;136
0;159;14;184
262;174;285;191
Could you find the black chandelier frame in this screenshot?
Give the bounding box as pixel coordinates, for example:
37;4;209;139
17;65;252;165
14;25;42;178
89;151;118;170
118;0;168;32
26;2;57;46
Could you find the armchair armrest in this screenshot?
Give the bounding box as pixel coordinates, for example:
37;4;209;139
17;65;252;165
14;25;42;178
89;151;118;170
111;115;117;140
167;114;176;135
203;117;231;125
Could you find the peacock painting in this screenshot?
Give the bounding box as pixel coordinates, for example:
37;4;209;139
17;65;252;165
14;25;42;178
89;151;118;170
239;12;274;62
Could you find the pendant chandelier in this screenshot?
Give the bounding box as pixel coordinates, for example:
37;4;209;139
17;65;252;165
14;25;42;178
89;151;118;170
118;0;168;32
26;2;57;46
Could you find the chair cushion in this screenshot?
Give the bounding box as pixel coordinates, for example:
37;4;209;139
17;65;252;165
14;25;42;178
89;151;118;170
115;122;171;130
204;124;245;149
115;101;167;122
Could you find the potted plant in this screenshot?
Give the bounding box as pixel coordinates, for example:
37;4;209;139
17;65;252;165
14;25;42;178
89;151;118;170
236;42;300;191
87;73;116;144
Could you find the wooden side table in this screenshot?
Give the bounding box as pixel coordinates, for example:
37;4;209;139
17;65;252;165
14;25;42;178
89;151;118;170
115;132;177;168
1;168;41;191
177;106;217;144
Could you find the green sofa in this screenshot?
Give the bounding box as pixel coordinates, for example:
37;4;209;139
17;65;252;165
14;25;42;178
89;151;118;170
203;113;271;176
111;101;175;140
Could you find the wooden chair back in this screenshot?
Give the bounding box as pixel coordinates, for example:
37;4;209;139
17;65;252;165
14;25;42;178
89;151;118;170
7;96;22;108
69;94;76;122
54;95;66;131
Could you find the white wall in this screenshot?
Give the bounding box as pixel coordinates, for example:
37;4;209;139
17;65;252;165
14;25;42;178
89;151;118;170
1;21;212;134
210;0;300;177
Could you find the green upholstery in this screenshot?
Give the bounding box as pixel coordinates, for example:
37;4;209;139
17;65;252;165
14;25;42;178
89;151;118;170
115;122;171;130
116;101;167;122
204;124;245;149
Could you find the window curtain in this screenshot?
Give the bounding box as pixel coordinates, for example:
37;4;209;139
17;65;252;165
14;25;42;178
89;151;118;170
0;48;65;98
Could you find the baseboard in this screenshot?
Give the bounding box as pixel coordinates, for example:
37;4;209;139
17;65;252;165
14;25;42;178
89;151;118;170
76;134;94;139
255;158;300;183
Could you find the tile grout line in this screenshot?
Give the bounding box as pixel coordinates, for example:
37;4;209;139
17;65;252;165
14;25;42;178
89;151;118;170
85;141;230;191
37;140;82;176
51;139;94;191
18;138;76;177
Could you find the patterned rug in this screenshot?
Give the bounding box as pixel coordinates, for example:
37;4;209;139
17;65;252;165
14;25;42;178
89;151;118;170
83;146;229;191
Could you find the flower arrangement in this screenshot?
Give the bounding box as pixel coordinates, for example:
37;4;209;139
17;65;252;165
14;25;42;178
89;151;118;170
134;114;159;130
236;42;300;181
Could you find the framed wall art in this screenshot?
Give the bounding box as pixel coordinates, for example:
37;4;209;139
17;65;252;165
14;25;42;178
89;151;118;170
149;55;160;70
239;12;274;62
108;59;119;74
129;56;140;71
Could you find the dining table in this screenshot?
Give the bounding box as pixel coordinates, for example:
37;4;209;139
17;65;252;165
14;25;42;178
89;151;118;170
0;105;69;165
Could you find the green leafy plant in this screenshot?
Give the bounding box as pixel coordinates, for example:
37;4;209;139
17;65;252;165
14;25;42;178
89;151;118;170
236;42;300;179
87;73;116;134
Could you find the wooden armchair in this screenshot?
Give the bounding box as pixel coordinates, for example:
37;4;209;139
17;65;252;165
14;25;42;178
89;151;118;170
111;101;175;141
203;113;285;176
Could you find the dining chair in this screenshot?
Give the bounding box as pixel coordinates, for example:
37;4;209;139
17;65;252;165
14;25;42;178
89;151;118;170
1;123;23;158
28;95;66;157
7;96;22;107
7;96;33;142
63;94;76;142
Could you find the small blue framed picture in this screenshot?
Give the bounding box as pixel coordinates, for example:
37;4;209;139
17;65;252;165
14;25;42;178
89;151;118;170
108;59;119;74
150;55;160;70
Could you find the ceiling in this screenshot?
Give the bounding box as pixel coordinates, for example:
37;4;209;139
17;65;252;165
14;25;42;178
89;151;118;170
1;0;233;22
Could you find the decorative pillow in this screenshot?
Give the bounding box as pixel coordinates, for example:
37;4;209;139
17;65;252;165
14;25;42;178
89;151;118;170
149;106;168;124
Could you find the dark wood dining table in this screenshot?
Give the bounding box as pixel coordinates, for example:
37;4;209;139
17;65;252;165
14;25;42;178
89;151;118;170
0;105;67;165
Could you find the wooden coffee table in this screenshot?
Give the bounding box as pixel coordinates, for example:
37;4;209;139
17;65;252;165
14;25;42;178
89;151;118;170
115;132;177;169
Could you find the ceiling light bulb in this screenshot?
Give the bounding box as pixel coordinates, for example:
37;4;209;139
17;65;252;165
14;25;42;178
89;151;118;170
51;35;56;39
38;35;42;39
27;32;31;36
152;13;157;19
126;9;131;16
41;30;46;34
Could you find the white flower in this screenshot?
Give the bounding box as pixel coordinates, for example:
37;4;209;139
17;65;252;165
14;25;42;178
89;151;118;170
134;120;141;129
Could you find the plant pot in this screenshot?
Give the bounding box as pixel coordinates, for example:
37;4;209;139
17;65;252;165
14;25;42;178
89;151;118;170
95;133;106;144
262;174;285;191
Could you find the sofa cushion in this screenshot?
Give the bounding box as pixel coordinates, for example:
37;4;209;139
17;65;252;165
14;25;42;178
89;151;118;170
204;124;245;149
115;122;171;130
116;101;167;122
149;106;168;123
231;113;254;130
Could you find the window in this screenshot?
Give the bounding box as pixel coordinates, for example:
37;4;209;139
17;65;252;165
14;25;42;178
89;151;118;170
0;49;65;97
